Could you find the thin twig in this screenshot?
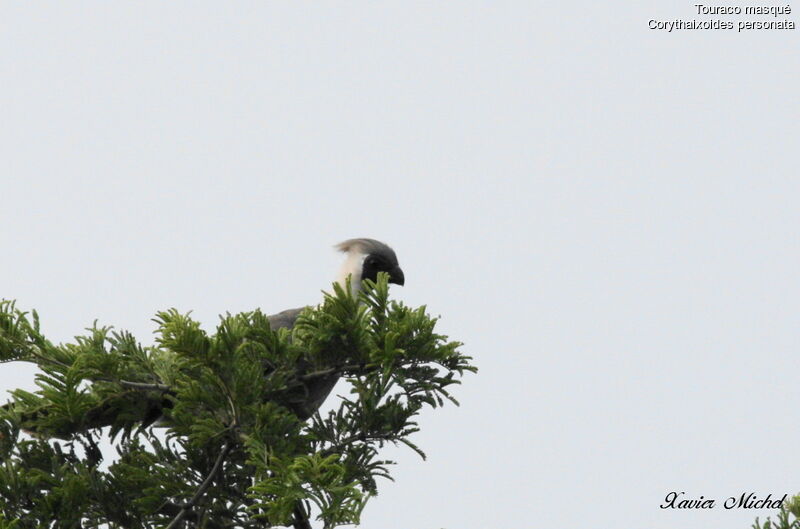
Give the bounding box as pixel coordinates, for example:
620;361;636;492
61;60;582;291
116;379;170;391
165;440;234;529
25;347;71;370
23;344;170;391
321;432;395;457
298;363;374;382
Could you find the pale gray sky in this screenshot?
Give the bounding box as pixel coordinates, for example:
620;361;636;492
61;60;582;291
1;3;798;529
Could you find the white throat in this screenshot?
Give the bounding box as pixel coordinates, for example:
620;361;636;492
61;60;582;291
335;251;367;295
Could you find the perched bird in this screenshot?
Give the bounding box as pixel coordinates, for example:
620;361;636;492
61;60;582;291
8;238;405;436
267;238;405;331
265;238;404;418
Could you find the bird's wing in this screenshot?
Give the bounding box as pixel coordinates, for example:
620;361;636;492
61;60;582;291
266;307;305;330
266;306;340;419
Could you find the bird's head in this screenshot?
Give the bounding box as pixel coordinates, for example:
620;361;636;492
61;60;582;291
335;238;404;294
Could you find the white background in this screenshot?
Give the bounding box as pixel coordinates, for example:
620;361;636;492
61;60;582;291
1;3;798;529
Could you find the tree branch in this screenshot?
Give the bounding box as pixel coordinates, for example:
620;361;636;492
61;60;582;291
116;379;170;391
298;363;374;382
21;344;170;392
165;440;234;529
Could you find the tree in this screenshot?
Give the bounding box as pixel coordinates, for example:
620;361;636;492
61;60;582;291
752;496;800;529
0;275;475;528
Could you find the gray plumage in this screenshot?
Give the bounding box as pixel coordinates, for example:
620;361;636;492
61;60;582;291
334;238;400;265
267;308;305;330
264;307;336;419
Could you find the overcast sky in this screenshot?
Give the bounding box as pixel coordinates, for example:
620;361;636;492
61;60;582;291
1;3;798;529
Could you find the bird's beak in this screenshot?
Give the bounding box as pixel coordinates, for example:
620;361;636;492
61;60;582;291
389;266;405;286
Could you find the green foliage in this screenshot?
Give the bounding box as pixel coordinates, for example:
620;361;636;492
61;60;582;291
0;275;475;528
753;495;800;529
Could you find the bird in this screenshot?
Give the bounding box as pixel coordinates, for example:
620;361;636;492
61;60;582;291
263;238;405;418
7;238;405;437
266;238;404;331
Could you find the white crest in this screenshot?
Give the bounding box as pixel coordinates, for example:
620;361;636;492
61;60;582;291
335;247;367;295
